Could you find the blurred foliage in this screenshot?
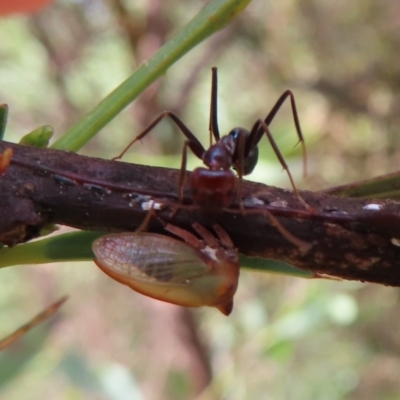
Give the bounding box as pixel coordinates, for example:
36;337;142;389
1;0;400;399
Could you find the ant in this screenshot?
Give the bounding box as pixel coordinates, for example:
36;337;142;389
113;67;308;214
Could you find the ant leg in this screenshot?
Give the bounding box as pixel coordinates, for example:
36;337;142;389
263;210;312;254
112;111;206;161
177;136;218;205
164;223;204;250
265;91;307;176
178;140;194;203
223;206;312;254
209;67;220;146
266;90;307;177
256;120;314;212
135;204;157;233
212;224;235;249
192;222;220;248
245;91;307;177
234;130;246;210
178;141;189;203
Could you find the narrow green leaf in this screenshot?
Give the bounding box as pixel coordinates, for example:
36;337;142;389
19;125;54;148
0;323;52;387
0;231;104;268
323;170;400;199
240;255;314;278
0;104;8;140
0;230;312;279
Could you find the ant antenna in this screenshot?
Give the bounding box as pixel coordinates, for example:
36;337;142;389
209;67;220;146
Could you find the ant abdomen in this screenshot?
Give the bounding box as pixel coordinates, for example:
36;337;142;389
229;127;259;175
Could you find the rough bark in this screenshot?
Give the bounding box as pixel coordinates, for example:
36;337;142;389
1;140;400;286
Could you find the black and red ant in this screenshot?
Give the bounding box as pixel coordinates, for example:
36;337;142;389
113;67;307;214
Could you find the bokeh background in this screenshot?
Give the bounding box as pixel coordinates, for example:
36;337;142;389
1;0;400;399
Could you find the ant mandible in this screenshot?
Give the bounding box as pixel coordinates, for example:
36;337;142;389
113;67;307;214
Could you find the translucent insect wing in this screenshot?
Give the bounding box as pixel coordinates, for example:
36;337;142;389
93;233;231;311
93;233;211;280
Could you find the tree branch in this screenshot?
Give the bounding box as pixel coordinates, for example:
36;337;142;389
2;140;400;286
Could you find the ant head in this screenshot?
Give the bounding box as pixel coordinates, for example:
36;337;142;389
203;136;235;170
229;128;259;176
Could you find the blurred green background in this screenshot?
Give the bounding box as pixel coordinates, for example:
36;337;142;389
1;0;400;399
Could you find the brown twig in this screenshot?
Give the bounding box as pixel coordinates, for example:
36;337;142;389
1;140;400;286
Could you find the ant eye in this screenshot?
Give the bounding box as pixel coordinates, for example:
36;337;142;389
229;128;238;140
229;128;249;141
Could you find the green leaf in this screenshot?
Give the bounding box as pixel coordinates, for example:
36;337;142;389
51;0;252;152
0;231;104;268
323;170;400;199
0;104;8;141
19;125;54;148
239;255;314;278
39;224;60;237
0;230;313;279
0;312;60;388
